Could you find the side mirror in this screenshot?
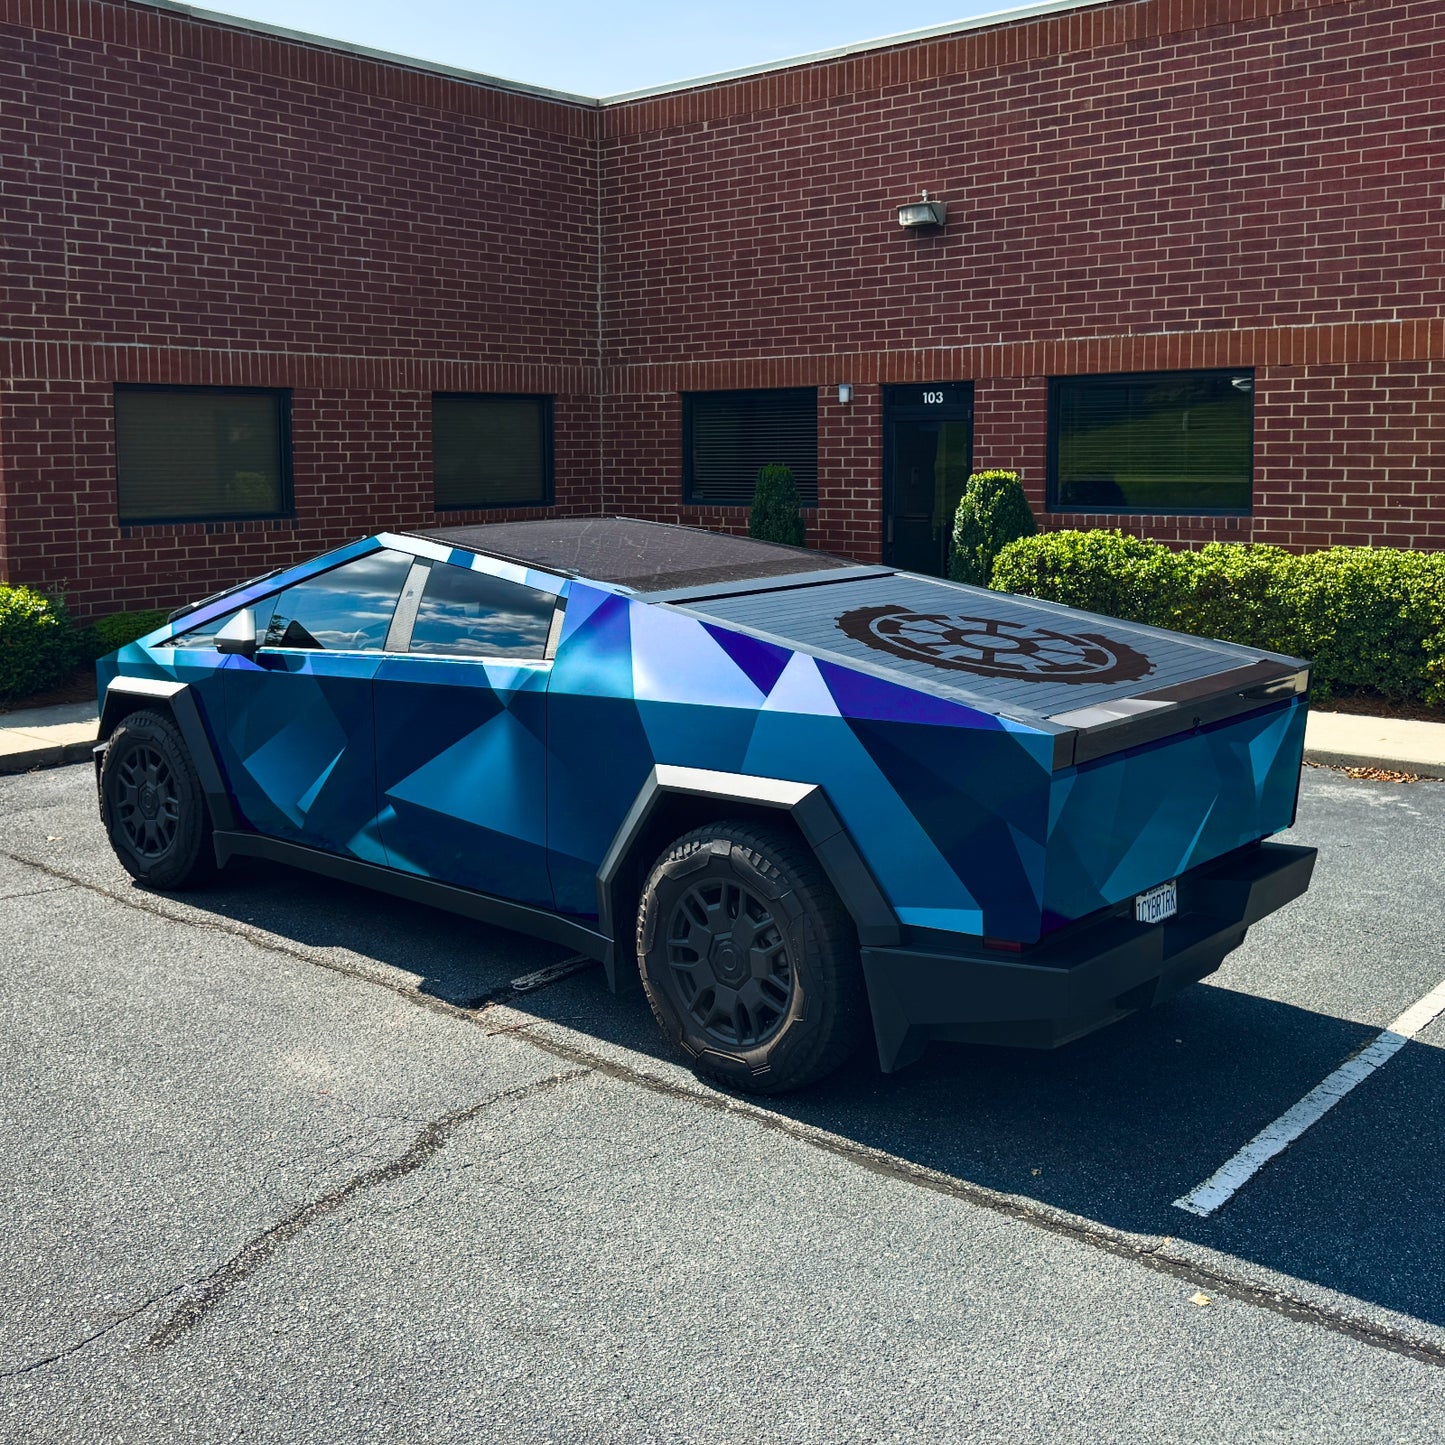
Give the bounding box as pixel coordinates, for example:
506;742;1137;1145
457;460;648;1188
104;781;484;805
215;608;258;659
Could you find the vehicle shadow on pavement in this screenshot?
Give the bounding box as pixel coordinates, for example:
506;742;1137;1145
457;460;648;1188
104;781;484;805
174;860;1445;1337
508;964;1445;1338
180;856;577;1006
771;987;1445;1335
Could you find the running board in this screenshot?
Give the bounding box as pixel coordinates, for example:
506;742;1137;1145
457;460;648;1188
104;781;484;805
211;831;612;964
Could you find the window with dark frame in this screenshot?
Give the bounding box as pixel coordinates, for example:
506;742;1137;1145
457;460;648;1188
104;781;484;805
432;394;553;510
1048;370;1253;514
114;386;291;525
683;389;818;507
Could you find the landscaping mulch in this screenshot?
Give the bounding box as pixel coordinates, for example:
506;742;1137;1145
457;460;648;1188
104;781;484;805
1311;692;1443;724
0;664;99;714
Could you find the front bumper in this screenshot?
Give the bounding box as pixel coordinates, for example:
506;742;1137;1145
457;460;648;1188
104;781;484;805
860;841;1317;1072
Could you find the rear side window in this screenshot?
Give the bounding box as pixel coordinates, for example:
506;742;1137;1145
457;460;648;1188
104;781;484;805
261;550;414;651
408;564;556;659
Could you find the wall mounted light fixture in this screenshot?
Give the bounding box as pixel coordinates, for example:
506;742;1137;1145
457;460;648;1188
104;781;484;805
837;383;853;404
897;190;947;229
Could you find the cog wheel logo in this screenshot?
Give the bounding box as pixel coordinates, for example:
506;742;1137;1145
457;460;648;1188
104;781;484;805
836;605;1154;684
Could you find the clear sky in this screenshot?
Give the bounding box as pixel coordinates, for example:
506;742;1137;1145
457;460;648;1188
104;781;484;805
181;0;1023;96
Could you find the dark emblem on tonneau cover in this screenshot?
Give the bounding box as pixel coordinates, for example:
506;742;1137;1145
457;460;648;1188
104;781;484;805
837;605;1153;684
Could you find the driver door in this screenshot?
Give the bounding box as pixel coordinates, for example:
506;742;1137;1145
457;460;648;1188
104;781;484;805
218;548;413;859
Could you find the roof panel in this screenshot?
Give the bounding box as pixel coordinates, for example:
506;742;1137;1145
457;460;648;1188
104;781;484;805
411;518;854;591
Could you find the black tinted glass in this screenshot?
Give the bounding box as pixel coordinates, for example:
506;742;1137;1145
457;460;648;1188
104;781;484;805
1051;371;1252;513
684;390;818;506
409;565;555;659
261;551;412;651
432;395;551;509
115;388;289;523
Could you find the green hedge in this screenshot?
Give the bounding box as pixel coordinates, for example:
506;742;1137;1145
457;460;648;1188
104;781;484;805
990;532;1445;704
84;609;170;659
0;586;80;704
0;592;172;704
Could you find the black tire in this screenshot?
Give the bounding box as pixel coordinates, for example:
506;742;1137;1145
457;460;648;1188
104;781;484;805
636;820;868;1094
99;709;215;889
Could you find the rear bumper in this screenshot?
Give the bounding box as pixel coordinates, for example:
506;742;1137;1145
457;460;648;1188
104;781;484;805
860;841;1317;1072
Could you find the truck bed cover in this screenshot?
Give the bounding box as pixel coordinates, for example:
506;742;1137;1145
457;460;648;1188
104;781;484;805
658;570;1307;769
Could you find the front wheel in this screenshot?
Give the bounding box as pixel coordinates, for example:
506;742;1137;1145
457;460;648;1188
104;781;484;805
636;820;868;1093
99;709;215;889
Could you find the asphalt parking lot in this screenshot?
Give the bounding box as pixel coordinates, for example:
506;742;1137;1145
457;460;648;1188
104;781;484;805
2;761;1444;1441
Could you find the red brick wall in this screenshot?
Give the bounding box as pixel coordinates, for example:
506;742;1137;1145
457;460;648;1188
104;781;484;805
601;0;1445;556
0;0;601;613
3;0;1443;616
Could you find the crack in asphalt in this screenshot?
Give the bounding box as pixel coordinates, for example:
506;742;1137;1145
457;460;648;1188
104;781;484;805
0;848;552;1026
499;1021;1445;1371
145;1069;590;1350
6;843;1444;1371
0;1287;185;1380
0;882;78;903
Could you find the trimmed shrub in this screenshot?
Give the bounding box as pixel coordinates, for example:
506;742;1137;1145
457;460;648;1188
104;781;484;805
948;470;1037;587
0;586;80;703
988;528;1179;625
990;530;1445;705
748;463;806;547
85;608;170;659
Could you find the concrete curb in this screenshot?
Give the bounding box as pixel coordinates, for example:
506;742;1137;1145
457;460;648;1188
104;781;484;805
0;703;99;776
1303;712;1445;779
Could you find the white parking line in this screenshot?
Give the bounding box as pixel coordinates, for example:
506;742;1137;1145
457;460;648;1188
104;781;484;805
1174;973;1445;1218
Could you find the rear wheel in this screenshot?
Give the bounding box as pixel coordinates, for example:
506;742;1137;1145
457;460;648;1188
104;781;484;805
100;709;215;889
637;820;868;1093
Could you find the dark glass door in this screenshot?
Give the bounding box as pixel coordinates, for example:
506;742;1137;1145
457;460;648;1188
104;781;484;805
882;383;973;577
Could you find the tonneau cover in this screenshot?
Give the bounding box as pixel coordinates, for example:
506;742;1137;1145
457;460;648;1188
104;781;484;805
664;571;1307;768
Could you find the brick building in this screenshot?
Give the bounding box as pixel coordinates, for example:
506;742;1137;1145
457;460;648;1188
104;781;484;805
1;0;1441;616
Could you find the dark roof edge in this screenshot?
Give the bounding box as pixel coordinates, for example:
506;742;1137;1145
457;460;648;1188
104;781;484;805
600;0;1115;104
122;0;1117;109
124;0;601;107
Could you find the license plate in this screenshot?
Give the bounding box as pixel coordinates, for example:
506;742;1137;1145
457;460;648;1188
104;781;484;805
1135;880;1178;924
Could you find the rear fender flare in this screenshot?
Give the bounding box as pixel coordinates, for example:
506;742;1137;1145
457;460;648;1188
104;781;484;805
595;764;900;992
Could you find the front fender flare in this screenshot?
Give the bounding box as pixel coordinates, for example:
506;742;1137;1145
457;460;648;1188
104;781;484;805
97;677;236;832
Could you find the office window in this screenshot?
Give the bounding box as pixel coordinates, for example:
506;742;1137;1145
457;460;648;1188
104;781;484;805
683;389;818;506
432;394;553;509
115;386;290;524
1049;371;1253;514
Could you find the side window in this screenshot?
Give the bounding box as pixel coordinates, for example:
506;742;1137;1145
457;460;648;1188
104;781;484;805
165;606;240;649
169;598;281;649
261;550;413;652
408;564;556;660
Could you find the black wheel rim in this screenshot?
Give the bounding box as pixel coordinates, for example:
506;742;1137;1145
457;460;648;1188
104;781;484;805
113;744;182;859
665;875;795;1048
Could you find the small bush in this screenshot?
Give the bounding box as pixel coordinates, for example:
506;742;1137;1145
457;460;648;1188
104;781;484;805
748;463;806;547
0;586;80;703
988;528;1178;624
990;531;1445;705
85;608;170;659
948;470;1037;587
